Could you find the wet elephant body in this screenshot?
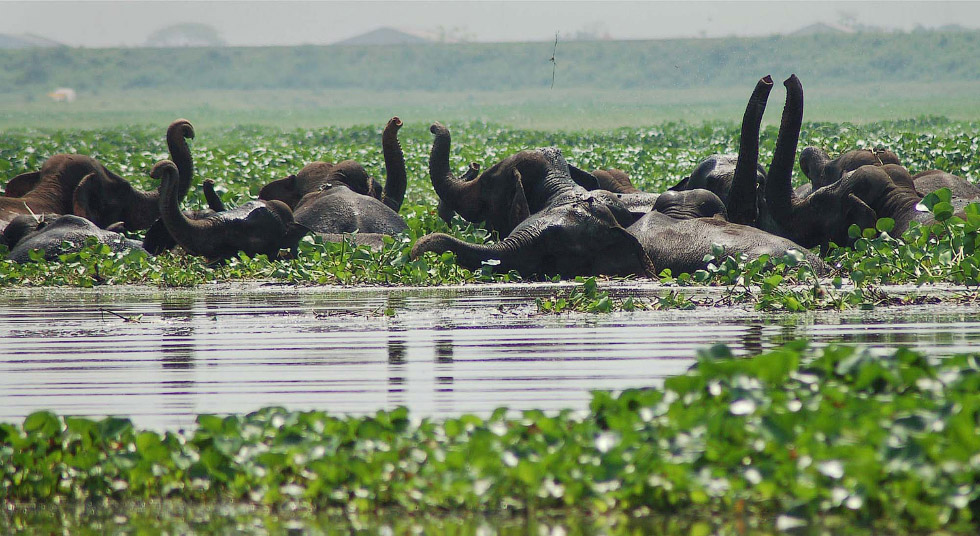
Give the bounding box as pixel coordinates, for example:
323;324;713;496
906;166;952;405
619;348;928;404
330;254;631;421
5;215;144;263
291;186;408;235
259;117;408;236
413;123;654;279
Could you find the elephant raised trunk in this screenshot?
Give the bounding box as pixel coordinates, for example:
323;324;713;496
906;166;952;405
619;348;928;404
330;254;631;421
429;122;485;224
167;119;195;202
728;75;773;225
380;117;407;212
764;74;804;227
155;160;211;256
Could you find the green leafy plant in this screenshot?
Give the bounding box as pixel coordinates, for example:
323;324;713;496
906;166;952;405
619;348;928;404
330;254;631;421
3;342;980;532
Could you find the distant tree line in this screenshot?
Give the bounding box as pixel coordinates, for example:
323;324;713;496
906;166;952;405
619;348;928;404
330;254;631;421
1;29;978;93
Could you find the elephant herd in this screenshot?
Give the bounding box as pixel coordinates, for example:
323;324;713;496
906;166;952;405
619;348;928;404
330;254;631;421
1;75;978;280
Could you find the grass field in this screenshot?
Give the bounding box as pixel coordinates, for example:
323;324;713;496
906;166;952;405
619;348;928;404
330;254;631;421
2;80;980;131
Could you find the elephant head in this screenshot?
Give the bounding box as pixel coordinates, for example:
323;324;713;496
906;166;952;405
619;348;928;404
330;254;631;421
428;122;533;236
71;119;195;231
411;201;656;279
653;190;728;220
142;179;226;255
5;214;144;263
259;117;406;211
154;161;308;261
764;75;882;251
799;146;902;190
416;136;656;278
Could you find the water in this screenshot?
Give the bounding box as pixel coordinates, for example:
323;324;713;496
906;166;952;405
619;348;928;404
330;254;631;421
2;283;980;430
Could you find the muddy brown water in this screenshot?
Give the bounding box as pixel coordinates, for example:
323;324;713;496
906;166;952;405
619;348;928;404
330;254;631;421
2;283;980;430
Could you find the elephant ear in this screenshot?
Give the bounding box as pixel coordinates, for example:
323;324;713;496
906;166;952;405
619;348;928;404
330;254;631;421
843;193;877;234
567;165;600;190
668;176;691;192
508;170;531;233
72;173;104;226
258;174;298;204
4;171;41;198
487;169;530;236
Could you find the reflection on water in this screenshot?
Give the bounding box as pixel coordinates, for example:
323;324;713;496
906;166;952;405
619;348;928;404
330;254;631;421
2;284;980;430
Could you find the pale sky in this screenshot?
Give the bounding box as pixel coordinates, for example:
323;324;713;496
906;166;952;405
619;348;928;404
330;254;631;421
2;1;978;48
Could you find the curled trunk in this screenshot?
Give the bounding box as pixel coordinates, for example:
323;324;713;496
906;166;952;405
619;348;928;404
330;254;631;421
428;123;485;223
155;160;212;257
437;162;481;223
764;74;804;227
380;117;407;212
167;119;195;202
728;75;773;225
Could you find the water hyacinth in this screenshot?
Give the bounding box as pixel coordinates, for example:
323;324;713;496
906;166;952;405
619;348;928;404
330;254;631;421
3;341;980;532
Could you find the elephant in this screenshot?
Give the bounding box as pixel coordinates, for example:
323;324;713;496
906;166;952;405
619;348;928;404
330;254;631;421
625;189;829;276
411;123;654;278
798;146;902;194
668;76;776;229
763;75;968;252
3;214;143;263
142;178;226;254
912;169;980;199
798;146;980;200
0;119;195;232
155;160;308;262
259;118;407;226
264;117;408;238
425;123;637;238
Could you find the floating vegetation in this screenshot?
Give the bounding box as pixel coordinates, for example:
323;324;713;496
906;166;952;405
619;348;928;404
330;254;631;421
2;120;980;313
2;342;978;533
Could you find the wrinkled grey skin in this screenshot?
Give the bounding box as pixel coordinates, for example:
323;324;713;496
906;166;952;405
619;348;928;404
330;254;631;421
155;161;308;262
799;146;902;193
260;117;408;236
627;189;828;276
413;123;654;279
5;215;144;263
291;184;408;235
912;170;980;199
764;75;969;252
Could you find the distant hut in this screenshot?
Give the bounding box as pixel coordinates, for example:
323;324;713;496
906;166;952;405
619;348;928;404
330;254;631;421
48;88;77;102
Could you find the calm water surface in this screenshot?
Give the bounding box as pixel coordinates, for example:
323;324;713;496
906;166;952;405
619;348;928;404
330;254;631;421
2;283;979;429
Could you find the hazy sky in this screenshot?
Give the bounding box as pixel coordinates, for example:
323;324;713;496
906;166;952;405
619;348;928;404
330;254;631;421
3;1;979;48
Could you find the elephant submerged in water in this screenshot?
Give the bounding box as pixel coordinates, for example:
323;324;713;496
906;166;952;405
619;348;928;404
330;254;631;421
412;123;654;278
625;189;829;276
259;117;409;238
763;75;976;252
0;119;195;232
799;145;980;200
155;161;308;262
1;214;143;263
